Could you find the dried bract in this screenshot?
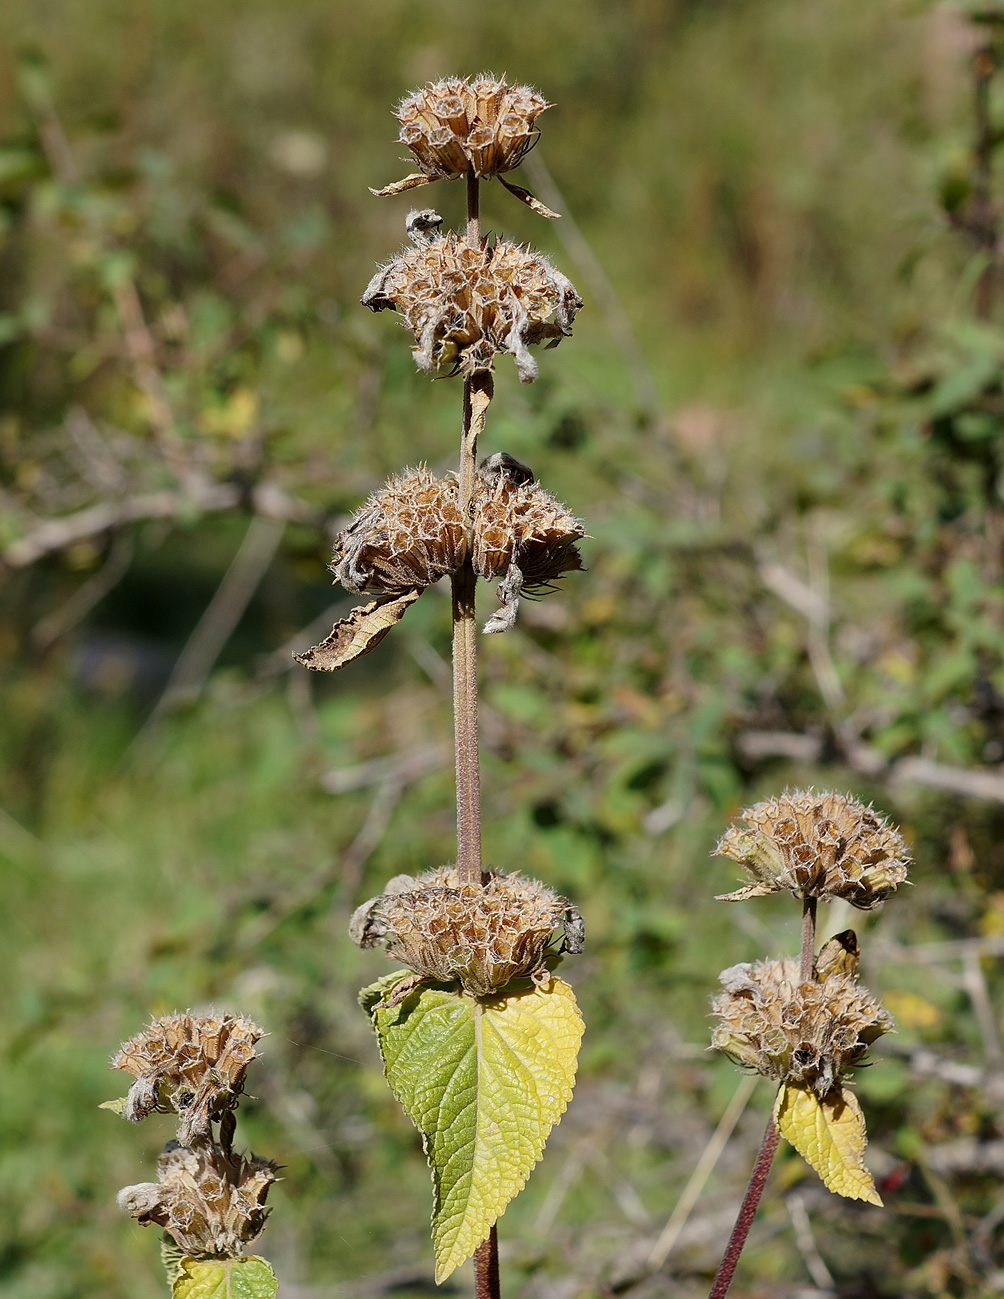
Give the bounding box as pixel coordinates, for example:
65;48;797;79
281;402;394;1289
117;1140;277;1257
473;453;585;633
331;467;465;595
715;789;910;909
372;76;558;216
711;954;893;1098
361;233;582;382
111;1012;263;1145
350;865;584;998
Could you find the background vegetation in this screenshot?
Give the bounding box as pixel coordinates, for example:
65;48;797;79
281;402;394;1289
3;1;1004;1296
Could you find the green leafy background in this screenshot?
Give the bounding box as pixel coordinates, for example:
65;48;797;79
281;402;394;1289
3;2;1004;1296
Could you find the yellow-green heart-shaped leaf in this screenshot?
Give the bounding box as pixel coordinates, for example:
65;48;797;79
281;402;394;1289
774;1081;882;1205
172;1255;277;1299
361;972;583;1281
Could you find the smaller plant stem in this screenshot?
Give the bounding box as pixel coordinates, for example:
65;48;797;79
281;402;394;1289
707;1113;781;1299
474;1226;500;1299
799;894;817;982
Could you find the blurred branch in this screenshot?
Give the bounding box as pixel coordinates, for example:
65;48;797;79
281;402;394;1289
30;532;133;649
735;729;1004;804
148;513;286;719
3;478;323;571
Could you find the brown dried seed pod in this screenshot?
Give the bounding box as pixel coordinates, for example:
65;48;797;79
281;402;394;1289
710;953;893;1098
361;233;582;383
472;453;585;633
350;865;584;998
331;466;465;596
111;1012;263;1144
117;1140;277;1258
372;76;558;215
715;789;910;909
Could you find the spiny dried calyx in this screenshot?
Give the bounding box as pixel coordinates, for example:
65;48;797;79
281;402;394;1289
372;75;558;216
117;1140;277;1257
715;788;910;909
294;455;585;670
350;865;585;999
110;1011;263;1145
331;465;466;596
474;452;585;633
362;232;582;382
710;934;893;1099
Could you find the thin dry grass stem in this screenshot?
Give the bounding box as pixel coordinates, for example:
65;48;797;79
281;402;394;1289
647;1073;758;1272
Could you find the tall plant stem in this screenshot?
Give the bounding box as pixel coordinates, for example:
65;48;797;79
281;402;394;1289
707;1113;781;1299
708;895;818;1296
474;1226;500;1299
800;894;817;982
452;167;491;887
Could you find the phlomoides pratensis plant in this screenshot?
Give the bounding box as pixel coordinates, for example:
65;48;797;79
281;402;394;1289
295;76;586;1296
104;1012;280;1298
706;790;910;1297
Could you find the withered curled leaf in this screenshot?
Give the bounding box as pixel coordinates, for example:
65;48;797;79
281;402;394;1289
295;590;420;672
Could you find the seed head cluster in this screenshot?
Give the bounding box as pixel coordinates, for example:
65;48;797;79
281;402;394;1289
331;466;465;596
117;1141;277;1257
111;1011;262;1145
715;789;910;909
391;76;550;181
474;452;585;632
350;866;585;998
711;955;893;1099
362;233;582;382
110;1011;275;1260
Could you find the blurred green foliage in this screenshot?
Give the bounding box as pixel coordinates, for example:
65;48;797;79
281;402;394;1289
4;1;1004;1297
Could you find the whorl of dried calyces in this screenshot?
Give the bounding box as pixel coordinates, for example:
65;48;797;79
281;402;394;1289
361;233;582;383
350;865;585;1000
474;452;585;633
371;76;558;216
110;1012;263;1146
331;466;466;596
710;936;893;1099
715;789;910;909
294;456;585;670
117;1140;277;1258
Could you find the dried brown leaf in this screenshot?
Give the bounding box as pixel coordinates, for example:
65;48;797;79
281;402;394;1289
294;591;420;672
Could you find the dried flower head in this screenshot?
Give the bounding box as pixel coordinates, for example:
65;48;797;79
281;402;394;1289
710;951;893;1098
372;76;558;215
362;233;582;383
473;452;585;633
350;865;584;999
331;466;465;596
111;1012;263;1145
715;789;910;909
117;1140;277;1257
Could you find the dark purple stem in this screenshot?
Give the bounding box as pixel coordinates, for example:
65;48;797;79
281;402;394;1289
707;1113;781;1299
474;1225;500;1299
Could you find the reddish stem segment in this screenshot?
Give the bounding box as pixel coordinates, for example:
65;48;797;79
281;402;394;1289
707;1113;781;1299
474;1225;500;1299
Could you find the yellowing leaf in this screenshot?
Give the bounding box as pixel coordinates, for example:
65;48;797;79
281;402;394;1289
294;590;420;672
362;973;584;1282
774;1082;881;1205
172;1255;277;1299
